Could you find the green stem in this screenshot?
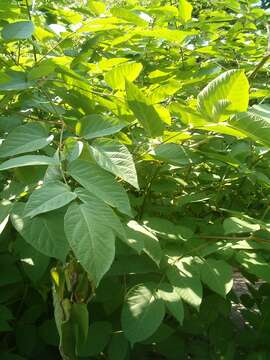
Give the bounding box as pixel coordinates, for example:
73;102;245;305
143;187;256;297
25;0;37;63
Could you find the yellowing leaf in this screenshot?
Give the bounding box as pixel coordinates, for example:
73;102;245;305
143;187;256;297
197;70;249;122
179;0;193;23
105;62;143;90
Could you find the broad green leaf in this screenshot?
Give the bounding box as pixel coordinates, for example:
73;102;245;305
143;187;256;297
68;159;132;216
89;139;139;189
110;7;149;26
0;71;32;91
124;222;145;253
28;60;56;81
76;114;125;140
135;28;196;43
64;202;116;285
11;203;69;262
64;138;83;163
78;17;121;33
236;251;270;283
152;143;194;165
125;220;162;265
179;0;193;23
230;108;270;148
158;282;184;324
15;237;50;283
200;259;233;298
108;333;129;360
24;181;77;218
125;80;165;137
198;123;246;138
197;70;249;122
223;217;260;234
170;103;207;126
78;322;112;357
105;62;143;90
167;259;202;309
176;192;211;207
121;282;165;344
74;189;126;240
2;21;34;41
143;217;194;242
71;303;89;346
0;123;53;158
0;155;58;171
0;115;23;133
110;254;158;276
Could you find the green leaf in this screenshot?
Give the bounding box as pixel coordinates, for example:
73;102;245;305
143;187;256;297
68;159;132;216
200;259;233;298
167;258;202;309
179;0;193;23
105;62;143;90
11;203;69;262
2;21;34;41
24;181;77;218
236;251;270;283
108;333;129;360
110;7;149;26
72;303;89;347
132;221;163;266
0;155;58;171
125;80;165;137
76;114;125;140
0;123;53;158
158;282;184;324
125;220;162;266
135;28;196;43
230;107;270;148
64;202;116;285
223;217;260;234
74;189;126;240
0;71;32;91
198;123;246;138
28;60;56;81
152;143;195;165
77;321;112;357
89;139;139;189
88;1;106;15
14;237;50;283
121;282;165;344
197;70;249;122
170;103;207;126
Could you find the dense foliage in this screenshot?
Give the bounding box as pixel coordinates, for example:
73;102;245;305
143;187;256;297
0;0;270;359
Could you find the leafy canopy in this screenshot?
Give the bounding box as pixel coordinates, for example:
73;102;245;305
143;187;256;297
0;0;270;359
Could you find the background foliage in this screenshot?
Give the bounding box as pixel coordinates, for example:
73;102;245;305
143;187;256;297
0;0;270;359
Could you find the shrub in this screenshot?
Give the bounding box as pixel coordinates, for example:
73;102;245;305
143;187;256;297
0;1;270;359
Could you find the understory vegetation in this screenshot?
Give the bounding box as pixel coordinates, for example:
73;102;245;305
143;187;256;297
0;0;270;359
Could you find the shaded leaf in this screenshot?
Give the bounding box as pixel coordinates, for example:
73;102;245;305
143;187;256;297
200;259;233;298
11;203;69;262
126;80;165;137
2;21;34;41
121;282;165;344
